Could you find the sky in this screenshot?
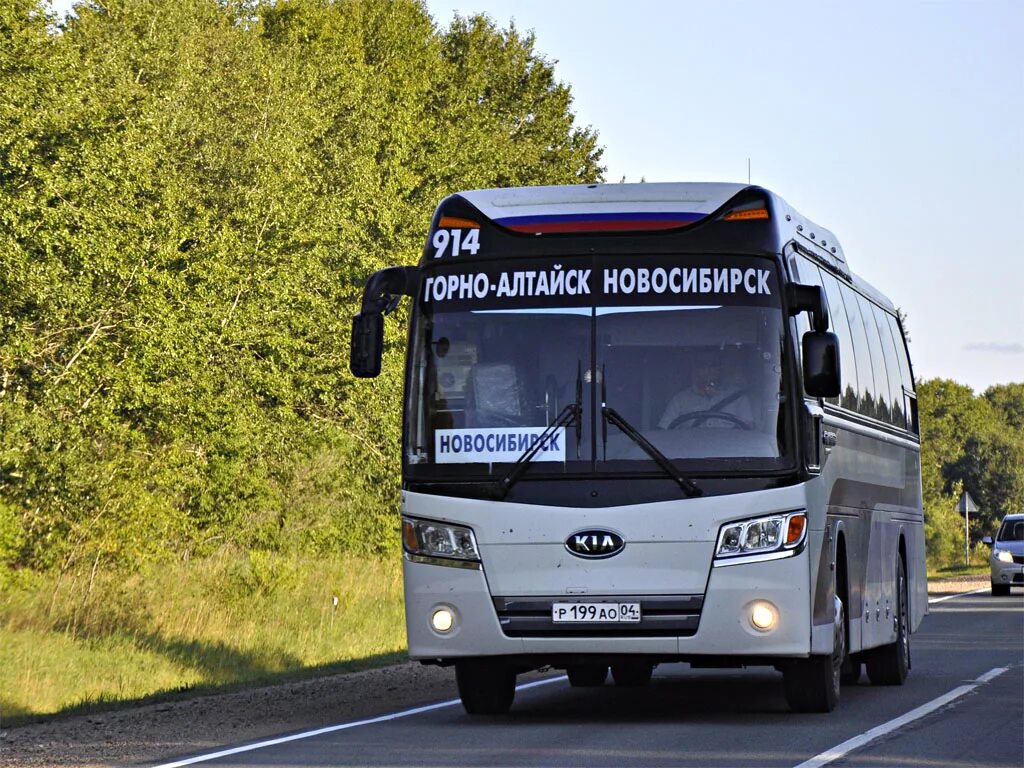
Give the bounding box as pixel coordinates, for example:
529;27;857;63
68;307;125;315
48;0;1023;393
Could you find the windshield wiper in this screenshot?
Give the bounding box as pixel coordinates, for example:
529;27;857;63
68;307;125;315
490;363;583;500
601;405;702;498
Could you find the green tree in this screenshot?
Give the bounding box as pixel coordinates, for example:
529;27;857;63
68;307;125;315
951;429;1024;532
916;378;1024;564
983;383;1024;430
916;379;995;565
0;0;603;578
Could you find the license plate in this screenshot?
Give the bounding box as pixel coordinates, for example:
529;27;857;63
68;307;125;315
551;602;641;624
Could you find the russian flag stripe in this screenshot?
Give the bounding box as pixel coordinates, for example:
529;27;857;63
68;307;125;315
494;211;706;233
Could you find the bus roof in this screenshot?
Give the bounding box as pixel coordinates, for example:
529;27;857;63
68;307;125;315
458;182;747;227
456;182;894;312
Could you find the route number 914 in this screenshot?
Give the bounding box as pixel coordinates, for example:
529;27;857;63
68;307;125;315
432;228;480;258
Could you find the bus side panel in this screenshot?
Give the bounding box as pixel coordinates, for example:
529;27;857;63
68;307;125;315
908;520;927;631
805;473;839;655
820;413;924;654
905;446;928;632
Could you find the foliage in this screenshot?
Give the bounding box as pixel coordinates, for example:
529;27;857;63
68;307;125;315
0;0;603;578
918;378;1024;566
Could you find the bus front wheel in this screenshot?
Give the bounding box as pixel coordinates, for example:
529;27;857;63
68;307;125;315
455;660;516;715
783;597;843;713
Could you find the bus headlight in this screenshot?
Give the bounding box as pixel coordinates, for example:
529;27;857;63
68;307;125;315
715;512;806;564
403;517;481;563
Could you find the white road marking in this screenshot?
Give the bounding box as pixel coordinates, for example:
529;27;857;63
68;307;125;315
792;666;1010;768
153;587;994;768
151;676;567;768
928;586;990;604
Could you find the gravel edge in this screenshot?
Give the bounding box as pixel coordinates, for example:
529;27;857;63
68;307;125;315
0;579;992;768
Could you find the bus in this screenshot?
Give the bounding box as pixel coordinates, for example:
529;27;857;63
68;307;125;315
350;183;926;714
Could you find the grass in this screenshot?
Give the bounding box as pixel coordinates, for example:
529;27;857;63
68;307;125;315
927;562;990;580
0;552;406;723
3;550;992;723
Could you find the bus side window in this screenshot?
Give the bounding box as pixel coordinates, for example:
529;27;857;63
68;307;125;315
871;304;906;429
885;312;918;434
855;293;892;423
839;283;875;419
818;270;859;412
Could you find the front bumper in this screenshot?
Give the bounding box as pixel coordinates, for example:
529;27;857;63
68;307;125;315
403;547;812;661
990;557;1024;586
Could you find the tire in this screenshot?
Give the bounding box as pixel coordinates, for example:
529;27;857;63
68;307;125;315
866;557;910;686
836;547;859;686
991;582;1010;596
566;664;608;687
610;662;653;687
455;660;516;715
783;597;843;713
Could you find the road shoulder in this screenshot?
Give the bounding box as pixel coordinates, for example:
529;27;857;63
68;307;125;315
0;579;990;768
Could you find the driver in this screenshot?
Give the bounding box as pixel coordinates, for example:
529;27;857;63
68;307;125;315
658;357;753;429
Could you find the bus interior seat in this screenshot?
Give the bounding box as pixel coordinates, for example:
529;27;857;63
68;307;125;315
465;362;527;427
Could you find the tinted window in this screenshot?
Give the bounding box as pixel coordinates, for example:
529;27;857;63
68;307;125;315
839;284;874;417
998;519;1024;542
855;293;891;423
818;270;859;411
885;313;913;391
872;305;905;427
885;312;917;433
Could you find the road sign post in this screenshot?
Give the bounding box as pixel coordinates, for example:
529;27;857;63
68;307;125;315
956;490;978;566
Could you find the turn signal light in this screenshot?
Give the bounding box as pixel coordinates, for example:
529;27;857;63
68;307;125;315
723;208;769;221
786;514;807;546
438;216;481;229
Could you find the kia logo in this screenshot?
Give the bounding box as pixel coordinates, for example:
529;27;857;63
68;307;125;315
565;529;625;559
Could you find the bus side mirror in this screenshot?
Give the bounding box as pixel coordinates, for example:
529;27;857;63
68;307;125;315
803;331;841;398
787;284;830;333
350;312;384;378
349;265;419;379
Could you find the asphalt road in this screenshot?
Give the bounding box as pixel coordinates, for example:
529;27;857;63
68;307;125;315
157;590;1023;768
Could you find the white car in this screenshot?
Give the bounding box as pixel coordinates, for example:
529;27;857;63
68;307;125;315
983;513;1024;596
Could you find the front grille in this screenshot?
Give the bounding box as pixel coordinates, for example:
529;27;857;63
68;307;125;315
1012;554;1024;565
493;595;703;637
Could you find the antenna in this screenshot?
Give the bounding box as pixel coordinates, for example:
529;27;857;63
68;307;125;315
747;158;751;184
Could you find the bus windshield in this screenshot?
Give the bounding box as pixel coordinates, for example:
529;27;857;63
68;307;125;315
405;253;789;478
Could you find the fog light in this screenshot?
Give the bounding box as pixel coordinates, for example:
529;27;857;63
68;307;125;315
431;607;455;633
750;601;777;632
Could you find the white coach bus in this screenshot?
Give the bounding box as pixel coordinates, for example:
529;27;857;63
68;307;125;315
350;183;926;714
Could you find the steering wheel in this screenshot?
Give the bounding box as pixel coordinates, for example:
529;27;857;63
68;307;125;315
667;410;751;430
